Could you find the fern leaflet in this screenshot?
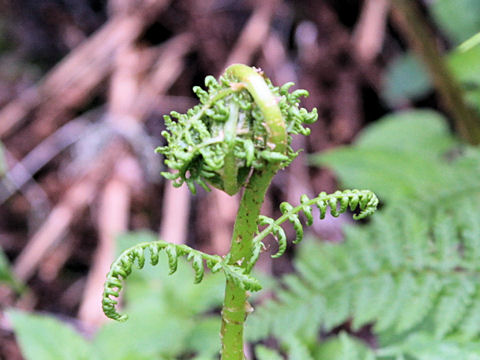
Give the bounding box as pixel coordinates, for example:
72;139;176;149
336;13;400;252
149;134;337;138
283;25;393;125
247;202;480;342
103;240;260;321
254;189;378;258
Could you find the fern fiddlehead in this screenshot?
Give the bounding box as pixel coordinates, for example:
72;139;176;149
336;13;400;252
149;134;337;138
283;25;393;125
156;65;317;195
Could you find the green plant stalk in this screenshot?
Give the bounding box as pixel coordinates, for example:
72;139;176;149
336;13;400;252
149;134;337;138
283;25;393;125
220;64;286;360
221;167;276;360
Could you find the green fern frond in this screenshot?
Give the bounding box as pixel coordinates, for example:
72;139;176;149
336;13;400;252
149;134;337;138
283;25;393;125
255;338;316;360
352;273;395;330
285;337;314;360
374;271;418;332
458;198;480;263
433;274;475;338
254;189;378;258
102;240;261;321
314;332;376;360
458;287;480;340
256;334;376;360
255;345;284;360
247;202;480;341
394;272;441;333
243;110;480;360
376;331;480;360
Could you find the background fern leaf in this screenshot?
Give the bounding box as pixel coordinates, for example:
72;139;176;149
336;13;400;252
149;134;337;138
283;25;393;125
374;272;418;332
458;288;480;340
433;275;475;338
395;273;441;333
247;111;480;358
255;345;284;360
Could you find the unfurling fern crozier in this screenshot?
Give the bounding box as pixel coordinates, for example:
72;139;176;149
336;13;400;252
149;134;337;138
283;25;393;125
156;65;317;195
101;64;378;360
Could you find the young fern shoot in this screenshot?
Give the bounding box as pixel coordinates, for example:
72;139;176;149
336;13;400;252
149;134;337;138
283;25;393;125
101;64;378;360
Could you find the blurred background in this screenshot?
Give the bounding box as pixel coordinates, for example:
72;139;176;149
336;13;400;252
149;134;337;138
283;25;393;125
1;0;480;359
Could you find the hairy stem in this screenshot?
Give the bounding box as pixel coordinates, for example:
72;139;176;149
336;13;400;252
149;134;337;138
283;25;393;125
220;64;286;360
221;168;275;360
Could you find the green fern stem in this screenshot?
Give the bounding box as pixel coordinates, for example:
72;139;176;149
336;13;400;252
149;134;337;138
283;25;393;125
220;64;286;360
221;168;276;360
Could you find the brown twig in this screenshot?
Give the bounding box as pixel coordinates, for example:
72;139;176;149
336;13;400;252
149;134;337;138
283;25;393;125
0;114;93;204
160;185;190;245
391;0;480;145
261;31;296;84
1;150;51;220
77;30;145;324
38;236;75;282
12;145;120;281
134;33;194;119
13;178;97;281
133;34;194;246
78;157;139;325
0;0;171;139
353;0;390;62
224;0;278;67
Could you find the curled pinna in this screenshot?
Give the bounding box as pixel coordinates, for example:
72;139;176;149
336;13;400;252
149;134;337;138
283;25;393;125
102;240;261;321
254;189;379;258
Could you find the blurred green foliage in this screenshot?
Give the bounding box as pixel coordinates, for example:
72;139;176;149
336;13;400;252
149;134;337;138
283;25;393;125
8;310;96;360
247;109;480;359
383;47;480;108
9;232;225;360
311;109;458;201
382;0;480;108
430;0;480;45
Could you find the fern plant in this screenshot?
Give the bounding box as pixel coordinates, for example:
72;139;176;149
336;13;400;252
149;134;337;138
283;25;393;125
246;110;480;359
101;64;378;359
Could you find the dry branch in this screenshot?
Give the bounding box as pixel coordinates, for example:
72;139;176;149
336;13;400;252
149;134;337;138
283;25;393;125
224;0;278;67
0;115;93;204
13;145;121;281
78;158;139;325
353;0;390;62
0;0;170;138
134;33;194;119
160;185;190;245
391;0;480;145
